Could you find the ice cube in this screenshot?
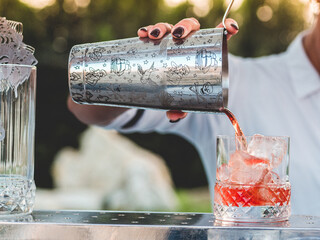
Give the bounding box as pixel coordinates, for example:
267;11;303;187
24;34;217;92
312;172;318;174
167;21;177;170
216;163;229;182
247;134;287;168
228;150;270;184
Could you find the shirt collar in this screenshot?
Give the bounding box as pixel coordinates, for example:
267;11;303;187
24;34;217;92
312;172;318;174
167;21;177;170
286;31;320;99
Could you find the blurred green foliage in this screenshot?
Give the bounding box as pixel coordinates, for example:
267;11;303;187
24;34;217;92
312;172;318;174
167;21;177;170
176;188;212;212
0;0;308;188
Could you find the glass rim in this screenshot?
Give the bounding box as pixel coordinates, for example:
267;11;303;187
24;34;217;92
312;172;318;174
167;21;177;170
215;181;290;187
217;135;290;140
0;63;36;69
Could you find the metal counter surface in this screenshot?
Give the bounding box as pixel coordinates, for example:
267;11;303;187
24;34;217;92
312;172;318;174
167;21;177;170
0;210;319;239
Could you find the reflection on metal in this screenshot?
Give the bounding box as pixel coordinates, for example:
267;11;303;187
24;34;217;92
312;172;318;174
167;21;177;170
69;28;228;113
0;211;320;239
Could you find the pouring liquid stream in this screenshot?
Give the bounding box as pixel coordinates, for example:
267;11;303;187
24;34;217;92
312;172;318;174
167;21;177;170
219;107;247;150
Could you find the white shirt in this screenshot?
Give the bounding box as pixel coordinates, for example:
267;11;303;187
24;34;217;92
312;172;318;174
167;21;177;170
105;33;320;216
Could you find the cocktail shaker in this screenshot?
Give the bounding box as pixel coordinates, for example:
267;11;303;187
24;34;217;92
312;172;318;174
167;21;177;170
68;1;234;113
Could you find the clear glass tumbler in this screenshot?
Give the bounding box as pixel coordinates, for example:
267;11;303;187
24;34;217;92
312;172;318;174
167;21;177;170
213;135;291;222
0;64;36;216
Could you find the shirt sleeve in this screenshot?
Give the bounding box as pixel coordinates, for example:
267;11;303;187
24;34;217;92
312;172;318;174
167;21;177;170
103;108;138;130
102;107;228;156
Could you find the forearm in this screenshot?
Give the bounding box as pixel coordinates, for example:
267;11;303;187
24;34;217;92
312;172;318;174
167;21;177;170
67;96;129;126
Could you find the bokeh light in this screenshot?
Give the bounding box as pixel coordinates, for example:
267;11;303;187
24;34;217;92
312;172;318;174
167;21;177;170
164;0;185;7
164;0;213;17
19;0;56;9
62;0;91;13
225;0;244;11
52;37;67;53
75;0;91;8
189;0;213;17
257;5;273;22
63;0;77;13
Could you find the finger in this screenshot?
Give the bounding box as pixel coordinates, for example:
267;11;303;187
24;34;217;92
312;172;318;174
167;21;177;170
137;25;153;38
166;110;188;122
171;18;200;39
148;22;173;39
216;18;239;40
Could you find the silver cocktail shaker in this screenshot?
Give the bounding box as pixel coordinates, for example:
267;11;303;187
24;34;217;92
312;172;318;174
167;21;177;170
68;1;234;113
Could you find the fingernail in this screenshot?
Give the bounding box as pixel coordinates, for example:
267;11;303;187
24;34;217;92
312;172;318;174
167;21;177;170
150;28;160;37
231;23;239;31
169;119;181;123
172;27;184;38
139;27;147;32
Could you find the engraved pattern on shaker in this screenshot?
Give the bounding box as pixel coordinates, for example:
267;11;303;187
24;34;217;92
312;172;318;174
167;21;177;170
70;72;81;83
127;47;137;55
69;47;80;60
170;44;185;55
200;82;214;95
85;91;93;102
195;48;218;73
72;92;84;102
88;47;106;61
189;83;208;104
85;67;107;86
165;61;190;84
137;62;158;86
97;95;110;103
110;58;131;76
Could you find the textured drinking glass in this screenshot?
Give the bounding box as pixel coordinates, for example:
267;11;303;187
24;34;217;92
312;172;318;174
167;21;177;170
68;27;229;113
0;64;36;216
213;135;291;223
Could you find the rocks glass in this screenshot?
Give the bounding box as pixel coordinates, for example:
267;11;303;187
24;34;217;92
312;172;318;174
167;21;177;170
214;135;291;222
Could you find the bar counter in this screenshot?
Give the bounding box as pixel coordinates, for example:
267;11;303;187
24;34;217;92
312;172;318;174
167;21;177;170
0;211;319;239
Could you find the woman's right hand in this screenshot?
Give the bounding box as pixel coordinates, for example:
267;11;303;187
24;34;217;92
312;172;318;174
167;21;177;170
137;18;239;122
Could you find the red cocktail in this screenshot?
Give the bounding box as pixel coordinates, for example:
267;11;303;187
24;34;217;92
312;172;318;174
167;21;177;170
213;135;291;222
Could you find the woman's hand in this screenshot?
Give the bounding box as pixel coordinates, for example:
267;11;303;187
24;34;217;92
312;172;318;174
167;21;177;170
137;18;239;122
